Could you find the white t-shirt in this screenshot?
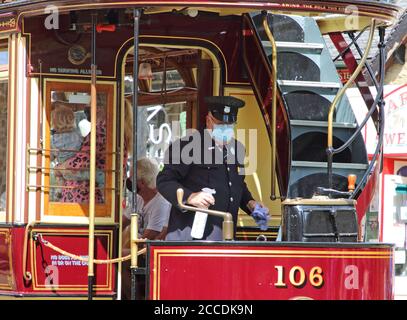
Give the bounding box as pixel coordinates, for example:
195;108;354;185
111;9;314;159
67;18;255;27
125;193;171;235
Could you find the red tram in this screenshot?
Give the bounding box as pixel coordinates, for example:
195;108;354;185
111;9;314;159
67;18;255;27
0;0;401;299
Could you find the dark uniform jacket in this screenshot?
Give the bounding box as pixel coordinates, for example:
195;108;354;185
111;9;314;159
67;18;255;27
157;129;254;241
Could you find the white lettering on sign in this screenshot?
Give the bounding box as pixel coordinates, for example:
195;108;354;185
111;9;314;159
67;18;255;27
49;67;103;76
349;85;407;156
146;105;173;146
50;255;88;267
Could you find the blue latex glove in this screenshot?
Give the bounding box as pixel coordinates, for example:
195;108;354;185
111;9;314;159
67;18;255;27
251;204;270;231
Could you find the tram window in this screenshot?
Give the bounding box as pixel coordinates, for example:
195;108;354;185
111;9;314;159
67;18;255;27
0;38;8;215
45;83;114;217
0;39;7;70
0;81;7;212
150;70;185;92
136;101;190;166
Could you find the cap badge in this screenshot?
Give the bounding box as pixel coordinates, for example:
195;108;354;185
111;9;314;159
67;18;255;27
224;106;231;114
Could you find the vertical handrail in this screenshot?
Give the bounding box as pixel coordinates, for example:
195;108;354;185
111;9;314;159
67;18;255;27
131;8;142;301
262;13;278;201
87;12;97;301
350;26;386;199
327;19;376;190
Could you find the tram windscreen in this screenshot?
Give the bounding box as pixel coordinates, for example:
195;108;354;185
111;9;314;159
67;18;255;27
49;91;108;205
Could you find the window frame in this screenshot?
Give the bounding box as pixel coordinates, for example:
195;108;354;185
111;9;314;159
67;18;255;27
0;36;9;223
43;80;116;219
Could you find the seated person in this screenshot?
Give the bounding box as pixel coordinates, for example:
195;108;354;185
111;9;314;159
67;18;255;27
50;103;83;165
123;157;171;246
51;102;105;202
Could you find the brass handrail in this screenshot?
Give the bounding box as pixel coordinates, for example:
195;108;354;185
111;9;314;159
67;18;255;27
328;19;376;149
22;221;40;282
28;147;118;156
262;14;278;201
327;18;376;189
176;188;234;241
88;13;98;300
26;185;116;191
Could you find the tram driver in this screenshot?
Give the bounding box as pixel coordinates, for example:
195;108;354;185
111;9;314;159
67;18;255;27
157;96;270;241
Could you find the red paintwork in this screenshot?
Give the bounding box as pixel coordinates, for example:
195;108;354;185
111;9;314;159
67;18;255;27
149;243;394;300
330;32;382;230
0;226;117;297
0;228;13;291
355;161;380;235
25;13;246;83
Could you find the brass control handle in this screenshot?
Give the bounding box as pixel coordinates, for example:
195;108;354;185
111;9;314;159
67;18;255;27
348;174;357;192
176;188;234;241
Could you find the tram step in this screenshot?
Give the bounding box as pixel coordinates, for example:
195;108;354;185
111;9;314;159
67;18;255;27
282;89;356;123
290;120;357;129
251;13;305;42
290;120;367;164
277;80;341;90
288;161;368;198
262;41;324;53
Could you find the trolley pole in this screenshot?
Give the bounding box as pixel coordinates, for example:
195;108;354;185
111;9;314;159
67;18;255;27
88;12;98;301
131;8;142;301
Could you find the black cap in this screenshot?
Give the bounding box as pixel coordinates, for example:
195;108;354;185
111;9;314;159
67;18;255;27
205;96;245;124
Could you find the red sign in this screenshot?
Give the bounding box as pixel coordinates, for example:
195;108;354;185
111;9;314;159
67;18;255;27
30;228;115;295
149;244;394;300
337;67;351;84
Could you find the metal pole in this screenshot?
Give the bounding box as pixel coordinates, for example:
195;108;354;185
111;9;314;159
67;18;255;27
378;26;386;173
131;8;141;301
262;12;278;201
88;12;98;301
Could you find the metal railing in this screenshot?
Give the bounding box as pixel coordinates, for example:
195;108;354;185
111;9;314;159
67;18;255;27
326;19;386;199
262;13;278;201
25;146;118;192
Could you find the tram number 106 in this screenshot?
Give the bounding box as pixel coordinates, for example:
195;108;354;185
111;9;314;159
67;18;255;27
274;266;324;288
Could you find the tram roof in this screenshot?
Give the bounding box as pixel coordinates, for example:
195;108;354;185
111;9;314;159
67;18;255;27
0;0;402;25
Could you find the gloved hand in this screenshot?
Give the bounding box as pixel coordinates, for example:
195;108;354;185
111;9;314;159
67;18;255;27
251;203;270;231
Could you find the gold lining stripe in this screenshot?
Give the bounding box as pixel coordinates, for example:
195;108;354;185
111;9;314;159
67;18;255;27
30;230;114;292
0;229;13;290
152;248;393;255
14;2;398;25
152;247;393;299
158;253;392;258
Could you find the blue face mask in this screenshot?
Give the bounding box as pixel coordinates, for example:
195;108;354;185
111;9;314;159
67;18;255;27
211;124;235;144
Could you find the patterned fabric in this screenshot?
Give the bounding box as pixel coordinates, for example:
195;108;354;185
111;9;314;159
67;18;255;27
51;130;83;163
60;121;107;203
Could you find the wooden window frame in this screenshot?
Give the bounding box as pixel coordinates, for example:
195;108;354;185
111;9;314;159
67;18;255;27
44;81;115;218
0;36;8;222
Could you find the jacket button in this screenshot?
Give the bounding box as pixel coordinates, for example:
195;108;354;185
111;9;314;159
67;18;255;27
230;197;234;202
229;182;232;187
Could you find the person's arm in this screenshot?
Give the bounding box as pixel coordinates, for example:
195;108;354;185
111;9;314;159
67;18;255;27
141;229;160;240
142;199;170;240
156;138;194;207
240;180;255;215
